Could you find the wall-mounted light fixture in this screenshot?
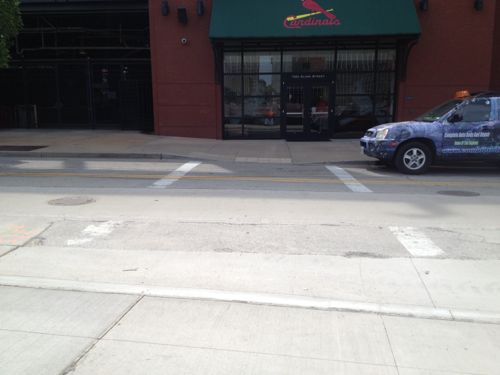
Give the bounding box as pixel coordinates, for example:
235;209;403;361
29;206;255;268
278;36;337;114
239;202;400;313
177;7;188;24
197;0;205;16
419;0;429;11
161;0;169;16
474;0;484;11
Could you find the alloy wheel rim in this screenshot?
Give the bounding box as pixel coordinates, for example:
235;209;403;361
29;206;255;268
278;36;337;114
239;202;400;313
403;148;426;170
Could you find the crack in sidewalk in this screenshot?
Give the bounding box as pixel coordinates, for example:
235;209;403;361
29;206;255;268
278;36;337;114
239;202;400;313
60;295;144;375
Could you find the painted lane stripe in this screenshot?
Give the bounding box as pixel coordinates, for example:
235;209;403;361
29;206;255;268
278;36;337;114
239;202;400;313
389;226;445;257
1;275;500;324
326;166;372;193
150;161;201;188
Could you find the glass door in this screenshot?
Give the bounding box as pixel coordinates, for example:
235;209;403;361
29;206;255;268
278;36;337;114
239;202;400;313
285;86;305;136
310;85;330;136
283;79;332;140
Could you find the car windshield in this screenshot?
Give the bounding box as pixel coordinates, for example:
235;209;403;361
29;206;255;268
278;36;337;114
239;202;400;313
415;99;463;122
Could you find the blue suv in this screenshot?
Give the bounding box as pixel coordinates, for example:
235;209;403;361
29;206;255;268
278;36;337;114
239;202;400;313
360;93;500;174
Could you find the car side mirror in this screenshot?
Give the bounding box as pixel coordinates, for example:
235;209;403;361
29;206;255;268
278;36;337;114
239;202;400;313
448;113;463;123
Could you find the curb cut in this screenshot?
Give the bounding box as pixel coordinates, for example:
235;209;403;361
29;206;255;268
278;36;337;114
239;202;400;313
1;275;499;325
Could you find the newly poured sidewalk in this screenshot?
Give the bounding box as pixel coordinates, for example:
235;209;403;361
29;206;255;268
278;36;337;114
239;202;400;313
0;129;371;164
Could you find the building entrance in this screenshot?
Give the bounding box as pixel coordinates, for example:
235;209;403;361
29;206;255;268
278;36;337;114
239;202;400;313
283;74;333;140
221;47;398;140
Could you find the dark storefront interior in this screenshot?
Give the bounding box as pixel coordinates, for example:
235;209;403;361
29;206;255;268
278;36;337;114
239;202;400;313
0;0;153;131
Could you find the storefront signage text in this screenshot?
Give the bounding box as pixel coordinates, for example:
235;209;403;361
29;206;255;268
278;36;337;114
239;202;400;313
291;74;327;79
284;0;341;29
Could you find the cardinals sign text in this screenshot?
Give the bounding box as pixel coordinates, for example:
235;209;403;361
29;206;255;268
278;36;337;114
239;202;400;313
284;0;341;29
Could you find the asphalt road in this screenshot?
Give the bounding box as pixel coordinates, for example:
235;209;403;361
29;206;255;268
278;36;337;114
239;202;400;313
0;156;499;260
0;157;499;195
1;156;500;374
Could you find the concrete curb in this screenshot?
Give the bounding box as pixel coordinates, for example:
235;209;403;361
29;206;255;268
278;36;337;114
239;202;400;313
0;151;184;160
0;151;372;166
1;275;499;325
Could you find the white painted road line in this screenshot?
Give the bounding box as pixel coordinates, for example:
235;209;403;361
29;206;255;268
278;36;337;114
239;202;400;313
150;161;201;188
67;221;122;246
326;166;373;193
345;167;390;178
1;275;499;324
389;226;445;257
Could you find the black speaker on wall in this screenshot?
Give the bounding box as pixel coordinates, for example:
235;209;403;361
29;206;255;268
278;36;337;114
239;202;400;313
197;0;205;16
177;7;188;24
161;0;169;16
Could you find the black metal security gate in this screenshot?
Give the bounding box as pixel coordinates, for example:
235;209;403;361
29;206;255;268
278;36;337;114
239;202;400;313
0;1;153;131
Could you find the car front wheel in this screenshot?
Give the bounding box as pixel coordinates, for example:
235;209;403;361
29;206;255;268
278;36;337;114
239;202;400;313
395;142;432;175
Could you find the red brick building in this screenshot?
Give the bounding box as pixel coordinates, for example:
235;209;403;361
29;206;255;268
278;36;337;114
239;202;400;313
149;0;500;139
1;0;499;140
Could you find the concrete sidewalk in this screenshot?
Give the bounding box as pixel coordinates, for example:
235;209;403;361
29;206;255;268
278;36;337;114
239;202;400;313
3;286;500;375
0;129;372;164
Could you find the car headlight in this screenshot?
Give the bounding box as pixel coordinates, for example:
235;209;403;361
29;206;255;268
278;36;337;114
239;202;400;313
376;128;389;140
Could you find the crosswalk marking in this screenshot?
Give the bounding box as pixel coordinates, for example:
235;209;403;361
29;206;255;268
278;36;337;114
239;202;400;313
345;167;390;178
389;226;445;257
150;161;201;188
326;165;372;193
67;221;122;246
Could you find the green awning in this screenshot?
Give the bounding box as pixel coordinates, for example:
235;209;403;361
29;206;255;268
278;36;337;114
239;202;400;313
210;0;420;39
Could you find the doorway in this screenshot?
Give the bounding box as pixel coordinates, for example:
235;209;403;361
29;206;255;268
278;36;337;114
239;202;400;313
282;74;334;140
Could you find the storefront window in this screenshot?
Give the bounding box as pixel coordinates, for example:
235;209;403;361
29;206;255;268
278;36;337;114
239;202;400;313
243;74;281;96
224;96;242;118
223;47;397;139
243;118;281;138
337;50;376;71
224;118;243;138
334;49;396;136
335;95;377;135
244;97;280;118
377;49;397;71
224;52;242;73
283;50;334;72
376;72;396;95
224;52;281;138
224;75;242;97
224;82;243;138
336;72;375;95
242;97;280;138
375;95;394;124
243;52;281;73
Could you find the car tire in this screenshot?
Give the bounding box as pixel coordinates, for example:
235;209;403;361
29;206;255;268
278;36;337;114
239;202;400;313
394;142;432;175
